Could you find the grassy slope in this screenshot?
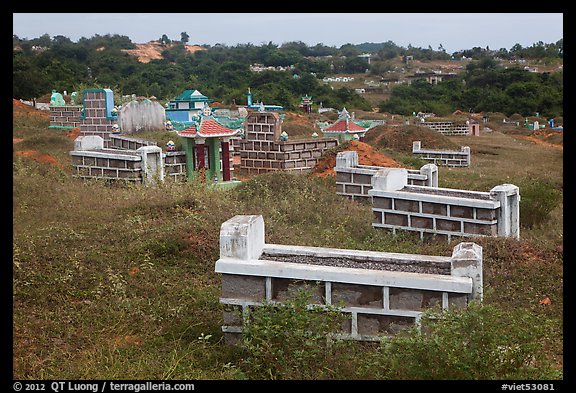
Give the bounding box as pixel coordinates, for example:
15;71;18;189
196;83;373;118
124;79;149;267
12;107;563;379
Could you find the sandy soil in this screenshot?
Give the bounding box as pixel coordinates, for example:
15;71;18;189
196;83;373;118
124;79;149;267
312;140;402;177
121;41;206;63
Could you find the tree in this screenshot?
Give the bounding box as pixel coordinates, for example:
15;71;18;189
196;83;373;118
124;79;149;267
495;47;511;59
375;40;402;60
280;41;309;56
52;35;73;46
308;43;337;57
510;43;523;58
180;32;189;44
32;33;51;48
13;52;50;99
339;43;360;57
159;34;171;46
555;39;563;57
343;56;368;73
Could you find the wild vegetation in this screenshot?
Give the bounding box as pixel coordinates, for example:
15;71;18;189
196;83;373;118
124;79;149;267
13;34;562;117
379;64;563;117
13;101;563;380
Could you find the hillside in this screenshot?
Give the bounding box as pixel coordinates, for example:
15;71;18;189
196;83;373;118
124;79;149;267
12;101;564;380
121;41;207;63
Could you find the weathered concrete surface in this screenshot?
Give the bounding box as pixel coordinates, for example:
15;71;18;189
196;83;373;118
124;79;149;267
118;100;166;133
216;215;484;342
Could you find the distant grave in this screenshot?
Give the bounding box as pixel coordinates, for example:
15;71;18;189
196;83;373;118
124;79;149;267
48;89;83;129
412;141;471;167
239;109;339;175
369;168;520;242
335;150;438;202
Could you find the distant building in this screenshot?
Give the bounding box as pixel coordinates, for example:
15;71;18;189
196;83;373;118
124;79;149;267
406;71;457;85
321;108;368;141
300;94;313;113
358;53;371;65
165;89;214;122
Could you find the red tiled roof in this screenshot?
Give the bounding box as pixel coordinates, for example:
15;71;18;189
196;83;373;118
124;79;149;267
322;119;366;133
178;125;198;137
178;118;240;138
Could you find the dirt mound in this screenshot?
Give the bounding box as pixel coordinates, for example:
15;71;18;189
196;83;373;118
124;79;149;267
515;131;563;150
282;112;319;137
13;99;32;110
284;112;320;125
313;140;402;177
363;124;459;153
14;150;63;169
282;123;316;138
13;99;50;120
66;127;81;140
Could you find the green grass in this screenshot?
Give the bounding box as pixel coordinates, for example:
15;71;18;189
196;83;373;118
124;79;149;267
13;112;563;379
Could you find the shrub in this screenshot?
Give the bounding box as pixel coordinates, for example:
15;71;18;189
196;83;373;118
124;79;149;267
517;178;562;229
239;287;355;380
374;302;562;380
396;153;427;169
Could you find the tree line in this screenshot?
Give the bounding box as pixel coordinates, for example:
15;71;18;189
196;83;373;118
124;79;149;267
379;58;563;118
13;34;562;117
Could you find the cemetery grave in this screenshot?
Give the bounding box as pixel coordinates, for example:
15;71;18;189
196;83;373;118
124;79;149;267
12;90;563;379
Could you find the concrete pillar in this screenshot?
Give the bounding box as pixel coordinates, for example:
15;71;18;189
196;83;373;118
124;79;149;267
196;138;206;171
221;138;231;182
137;145;164;185
182;138;196;180
219;215;265;260
335;151;358;170
208;138;220;183
490;184;520;239
462;146;471;166
420;163;438;187
371;168;408;192
412;141;421;153
451;242;483;301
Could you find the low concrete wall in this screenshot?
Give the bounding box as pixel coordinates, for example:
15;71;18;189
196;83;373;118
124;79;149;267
215;215;483;343
335;151;438;202
49;105;83;129
420;121;473;136
164;151;187;182
369;168;520;242
109;134;157;150
163;147;235;183
72;135;234;184
412;141;470;167
239;138;339;175
70;135;163;185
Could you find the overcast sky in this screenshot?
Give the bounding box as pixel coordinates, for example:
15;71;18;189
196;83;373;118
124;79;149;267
13;13;563;53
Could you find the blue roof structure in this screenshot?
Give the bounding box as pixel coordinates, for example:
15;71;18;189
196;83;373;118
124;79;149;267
172;89;214;103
